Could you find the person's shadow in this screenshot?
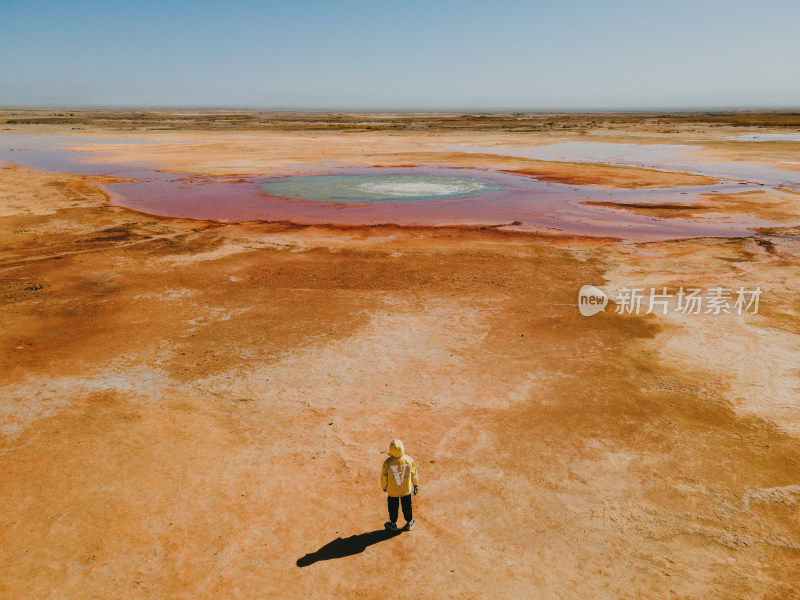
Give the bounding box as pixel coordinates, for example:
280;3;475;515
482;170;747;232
297;529;402;567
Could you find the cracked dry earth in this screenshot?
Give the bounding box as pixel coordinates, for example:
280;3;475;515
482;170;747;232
1;142;800;599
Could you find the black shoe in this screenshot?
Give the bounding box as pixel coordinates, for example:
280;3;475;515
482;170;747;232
384;520;399;532
402;519;415;531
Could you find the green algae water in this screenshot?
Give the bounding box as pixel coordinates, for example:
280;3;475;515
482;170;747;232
261;174;503;203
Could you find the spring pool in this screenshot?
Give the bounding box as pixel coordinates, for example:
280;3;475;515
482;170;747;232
1;134;794;240
261;174;503;203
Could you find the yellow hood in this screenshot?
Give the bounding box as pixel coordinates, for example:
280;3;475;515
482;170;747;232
381;440;418;497
388;439;404;457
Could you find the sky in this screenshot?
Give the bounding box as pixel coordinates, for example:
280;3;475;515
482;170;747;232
2;0;799;109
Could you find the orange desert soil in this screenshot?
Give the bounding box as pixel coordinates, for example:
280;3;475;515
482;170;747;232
1;115;799;599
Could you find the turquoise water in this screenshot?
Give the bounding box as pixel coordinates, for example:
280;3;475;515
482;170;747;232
261;174;503;203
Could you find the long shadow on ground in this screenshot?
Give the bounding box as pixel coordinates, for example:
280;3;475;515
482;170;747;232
297;529;402;566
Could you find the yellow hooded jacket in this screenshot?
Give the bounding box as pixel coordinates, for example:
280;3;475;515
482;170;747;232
381;439;418;498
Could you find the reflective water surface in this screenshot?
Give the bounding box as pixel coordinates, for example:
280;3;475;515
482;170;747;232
727;133;800;142
451;142;800;191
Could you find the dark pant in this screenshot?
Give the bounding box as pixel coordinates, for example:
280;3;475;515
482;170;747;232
388;494;412;523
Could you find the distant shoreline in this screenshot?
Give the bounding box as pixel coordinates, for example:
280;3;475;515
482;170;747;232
2;108;800;131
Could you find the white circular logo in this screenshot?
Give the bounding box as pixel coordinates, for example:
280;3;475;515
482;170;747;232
578;285;608;316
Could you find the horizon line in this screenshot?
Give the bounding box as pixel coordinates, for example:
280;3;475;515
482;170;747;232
2;104;800;114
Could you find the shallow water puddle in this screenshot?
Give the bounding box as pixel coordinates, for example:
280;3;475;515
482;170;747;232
727;133;800;142
451;141;800;191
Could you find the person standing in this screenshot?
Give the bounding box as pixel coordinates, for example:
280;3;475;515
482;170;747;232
380;439;418;532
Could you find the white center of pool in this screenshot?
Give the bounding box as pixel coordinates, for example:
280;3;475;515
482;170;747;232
357;180;484;197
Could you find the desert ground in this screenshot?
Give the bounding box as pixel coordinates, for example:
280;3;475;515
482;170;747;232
1;111;799;599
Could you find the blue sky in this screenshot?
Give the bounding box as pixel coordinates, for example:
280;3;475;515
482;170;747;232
2;0;799;109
